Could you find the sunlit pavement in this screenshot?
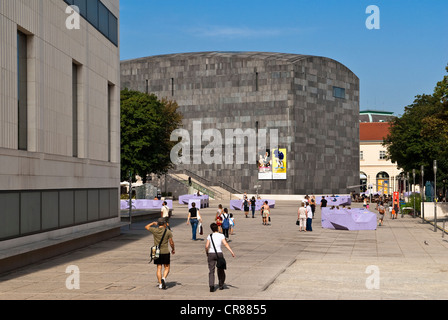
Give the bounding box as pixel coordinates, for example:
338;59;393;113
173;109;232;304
0;200;447;300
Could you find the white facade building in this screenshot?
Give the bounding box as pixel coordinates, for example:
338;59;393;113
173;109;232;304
360;122;402;194
0;0;120;271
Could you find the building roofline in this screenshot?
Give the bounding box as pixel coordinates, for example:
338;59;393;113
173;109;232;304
120;51;358;78
360;110;395;115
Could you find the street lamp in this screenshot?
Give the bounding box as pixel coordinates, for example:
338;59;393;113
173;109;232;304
407;172;410;202
433;160;437;232
421;165;424;223
413;169;416;218
443;179;446;203
129;170;133;227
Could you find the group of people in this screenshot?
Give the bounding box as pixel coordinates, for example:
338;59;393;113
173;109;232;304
296;195;330;232
145;201;237;292
297;201;314;232
145;195;274;292
241;193;271;225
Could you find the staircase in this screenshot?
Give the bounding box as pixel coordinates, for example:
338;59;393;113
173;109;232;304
169;170;241;200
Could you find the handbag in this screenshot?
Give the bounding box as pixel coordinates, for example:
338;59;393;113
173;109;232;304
149;228;167;263
210;233;226;270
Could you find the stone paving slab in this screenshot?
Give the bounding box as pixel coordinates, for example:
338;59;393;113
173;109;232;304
0;200;447;301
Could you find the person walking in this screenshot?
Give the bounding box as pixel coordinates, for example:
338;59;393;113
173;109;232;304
298;202;307;232
205;223;235;292
160;201;171;230
261;201;270;225
242;197;250;218
310;195;316;218
229;213;235;235
187;202;202;240
215;204;223;233
220;208;231;240
250;196;256;218
145;218;175;290
378;201;385;226
306;202;313;231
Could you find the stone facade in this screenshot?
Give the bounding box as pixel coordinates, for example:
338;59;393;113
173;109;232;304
121;52;359;195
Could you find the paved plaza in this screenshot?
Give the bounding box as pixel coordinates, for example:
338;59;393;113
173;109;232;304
0;200;447;300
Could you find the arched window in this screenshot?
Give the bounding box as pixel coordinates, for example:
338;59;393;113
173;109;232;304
376;171;390;194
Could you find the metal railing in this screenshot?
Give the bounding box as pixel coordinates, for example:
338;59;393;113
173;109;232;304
170;172;217;199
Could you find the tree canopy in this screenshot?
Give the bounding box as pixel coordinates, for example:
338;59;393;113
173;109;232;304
120;89;183;181
383;64;448;185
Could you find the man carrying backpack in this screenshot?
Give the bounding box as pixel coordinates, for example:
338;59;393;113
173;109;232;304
220;208;231;240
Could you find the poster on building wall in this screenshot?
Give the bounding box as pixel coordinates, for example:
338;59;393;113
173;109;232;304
258;149;272;180
272;148;287;180
377;179;389;194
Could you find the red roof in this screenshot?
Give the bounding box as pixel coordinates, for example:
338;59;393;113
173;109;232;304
360;122;391;141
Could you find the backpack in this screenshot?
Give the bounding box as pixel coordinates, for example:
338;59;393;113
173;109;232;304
222;213;230;229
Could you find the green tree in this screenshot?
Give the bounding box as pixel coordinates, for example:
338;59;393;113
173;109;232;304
383;64;448;187
120;89;183;181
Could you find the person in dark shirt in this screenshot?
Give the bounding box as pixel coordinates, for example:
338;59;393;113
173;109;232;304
187;202;202;240
250;196;256;218
320;196;327;208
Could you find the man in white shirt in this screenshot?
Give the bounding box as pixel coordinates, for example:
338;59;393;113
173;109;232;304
306;201;313;231
161;201;171;230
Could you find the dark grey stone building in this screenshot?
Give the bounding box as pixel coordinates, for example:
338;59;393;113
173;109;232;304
120;51;360;195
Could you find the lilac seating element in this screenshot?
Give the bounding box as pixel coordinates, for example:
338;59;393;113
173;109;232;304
179;194;209;208
188;198;207;209
316;195;351;206
321;207;377;231
120;200;173;210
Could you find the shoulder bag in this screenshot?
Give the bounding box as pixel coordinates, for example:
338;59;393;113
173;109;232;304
149;228;167;263
210;233;227;270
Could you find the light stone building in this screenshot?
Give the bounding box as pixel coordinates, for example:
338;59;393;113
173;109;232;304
121;52;360;195
0;0;120;271
360;122;403;195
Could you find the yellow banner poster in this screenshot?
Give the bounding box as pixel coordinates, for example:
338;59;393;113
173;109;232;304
272;148;287;180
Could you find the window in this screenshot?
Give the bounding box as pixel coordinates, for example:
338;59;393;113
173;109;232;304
255;72;259;91
17;30;28;151
87;0;99;28
108;84;114;162
108;12;118;46
333;86;345;99
72;63;80;157
379;150;386;160
63;0;118;46
98;1;109;37
73;0;87;18
376;171;390;194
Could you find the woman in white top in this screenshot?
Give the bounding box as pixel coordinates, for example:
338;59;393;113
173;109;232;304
298;202;307;232
205;223;235;292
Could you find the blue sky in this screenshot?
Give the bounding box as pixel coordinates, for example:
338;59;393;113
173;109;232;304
120;0;448;116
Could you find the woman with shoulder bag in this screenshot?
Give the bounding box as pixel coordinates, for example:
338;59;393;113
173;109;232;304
205;223;235;292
